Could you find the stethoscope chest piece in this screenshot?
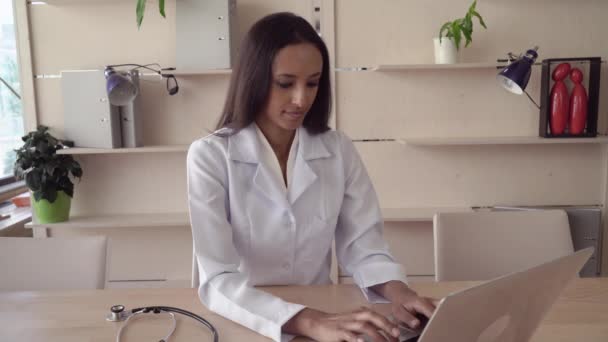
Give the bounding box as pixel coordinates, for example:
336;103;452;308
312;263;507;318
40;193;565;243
106;304;129;322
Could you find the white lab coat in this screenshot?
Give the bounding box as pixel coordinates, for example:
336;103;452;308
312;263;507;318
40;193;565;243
187;124;407;342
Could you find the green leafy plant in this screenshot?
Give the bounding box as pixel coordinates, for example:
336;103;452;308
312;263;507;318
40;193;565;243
13;126;82;203
439;0;487;51
136;0;166;29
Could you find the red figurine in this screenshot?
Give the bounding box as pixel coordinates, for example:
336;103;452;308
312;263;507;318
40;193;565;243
550;63;571;135
569;67;588;135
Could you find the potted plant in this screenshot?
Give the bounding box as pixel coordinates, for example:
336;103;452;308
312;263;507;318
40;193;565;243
434;0;487;64
13;126;83;223
136;0;166;29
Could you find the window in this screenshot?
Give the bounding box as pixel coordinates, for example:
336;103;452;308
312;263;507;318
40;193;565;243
0;0;24;188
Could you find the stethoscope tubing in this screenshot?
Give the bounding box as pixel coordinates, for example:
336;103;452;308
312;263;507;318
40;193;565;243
129;306;219;342
116;311;176;342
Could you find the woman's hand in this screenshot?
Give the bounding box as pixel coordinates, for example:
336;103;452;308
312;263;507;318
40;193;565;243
371;281;438;330
284;307;401;342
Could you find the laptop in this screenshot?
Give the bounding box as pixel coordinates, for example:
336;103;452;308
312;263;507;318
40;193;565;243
395;247;594;342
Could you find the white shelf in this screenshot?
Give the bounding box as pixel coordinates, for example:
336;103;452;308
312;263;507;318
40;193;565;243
23;207;468;229
373;63;508;71
163;69;232;76
399;136;608;146
373;60;605;72
56;145;189;155
381;207;472;222
35;0;127;4
25;212;190;229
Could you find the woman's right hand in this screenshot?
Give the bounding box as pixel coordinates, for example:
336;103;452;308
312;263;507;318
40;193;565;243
284;307;401;342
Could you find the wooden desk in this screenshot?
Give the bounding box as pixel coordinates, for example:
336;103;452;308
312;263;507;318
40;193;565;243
1;279;606;341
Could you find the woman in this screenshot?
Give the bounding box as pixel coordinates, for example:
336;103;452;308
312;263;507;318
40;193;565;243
187;12;435;342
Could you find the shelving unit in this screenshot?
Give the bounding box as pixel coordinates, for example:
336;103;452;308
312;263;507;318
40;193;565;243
56;145;189;155
399;136;608;146
25;212;190;229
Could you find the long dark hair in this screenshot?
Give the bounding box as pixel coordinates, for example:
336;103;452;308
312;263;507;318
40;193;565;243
215;12;332;134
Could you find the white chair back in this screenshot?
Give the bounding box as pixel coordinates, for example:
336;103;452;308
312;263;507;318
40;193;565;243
0;236;108;290
434;210;574;281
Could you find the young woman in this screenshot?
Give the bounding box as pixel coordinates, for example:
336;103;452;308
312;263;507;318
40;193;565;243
187;12;435;342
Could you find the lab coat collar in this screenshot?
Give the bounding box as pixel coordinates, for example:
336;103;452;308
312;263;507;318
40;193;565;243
227;124;332;164
228;124;332;207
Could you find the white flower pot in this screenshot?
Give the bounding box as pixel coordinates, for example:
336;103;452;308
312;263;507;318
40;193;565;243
433;37;459;64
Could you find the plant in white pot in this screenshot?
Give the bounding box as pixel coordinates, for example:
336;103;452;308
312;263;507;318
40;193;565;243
435;0;487;64
14;126;82;224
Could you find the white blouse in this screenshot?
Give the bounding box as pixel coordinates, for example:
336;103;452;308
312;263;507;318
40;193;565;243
254;123;299;194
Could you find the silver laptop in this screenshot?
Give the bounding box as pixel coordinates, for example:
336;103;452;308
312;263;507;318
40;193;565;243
398;247;593;342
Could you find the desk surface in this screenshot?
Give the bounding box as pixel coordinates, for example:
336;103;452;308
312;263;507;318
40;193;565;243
1;279;607;341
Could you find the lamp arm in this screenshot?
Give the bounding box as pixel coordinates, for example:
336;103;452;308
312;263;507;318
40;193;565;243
106;63;172;76
524;89;540;109
0;75;21;100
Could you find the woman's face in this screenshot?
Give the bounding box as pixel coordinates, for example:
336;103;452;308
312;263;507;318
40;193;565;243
257;42;323;134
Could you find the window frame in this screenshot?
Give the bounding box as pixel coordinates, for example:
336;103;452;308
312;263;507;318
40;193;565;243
0;0;37;197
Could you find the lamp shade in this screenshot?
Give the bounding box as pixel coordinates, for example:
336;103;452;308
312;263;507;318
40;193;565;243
497;48;539;95
105;67;138;106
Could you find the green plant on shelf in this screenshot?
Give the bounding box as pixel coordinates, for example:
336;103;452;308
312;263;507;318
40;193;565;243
13;126;82;203
439;0;487;51
136;0;166;29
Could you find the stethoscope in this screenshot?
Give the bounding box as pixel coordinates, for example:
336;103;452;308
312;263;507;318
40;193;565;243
107;304;219;342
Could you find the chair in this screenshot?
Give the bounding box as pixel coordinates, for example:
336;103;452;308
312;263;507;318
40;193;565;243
433;210;574;281
0;236;108;290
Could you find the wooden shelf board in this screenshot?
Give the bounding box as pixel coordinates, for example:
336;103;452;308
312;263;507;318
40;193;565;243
373;63;507;71
399;136;608;146
56;145;189;155
23;207;473;229
381;207;472;222
163;69;232;76
25;212;190;229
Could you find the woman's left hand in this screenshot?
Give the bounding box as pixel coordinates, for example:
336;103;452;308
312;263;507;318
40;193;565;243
371;280;438;330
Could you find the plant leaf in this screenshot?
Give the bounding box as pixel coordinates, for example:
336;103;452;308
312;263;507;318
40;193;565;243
25;169;42;191
439;21;452;42
43;183;58;203
44;162;57;177
451;21;462;50
71;165;83;179
472;10;487;29
468;0;477;14
33;191;43;201
159;0;166;18
58;176;74;197
63;186;74;198
464;12;472;30
136;0;146;29
462;28;473;47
